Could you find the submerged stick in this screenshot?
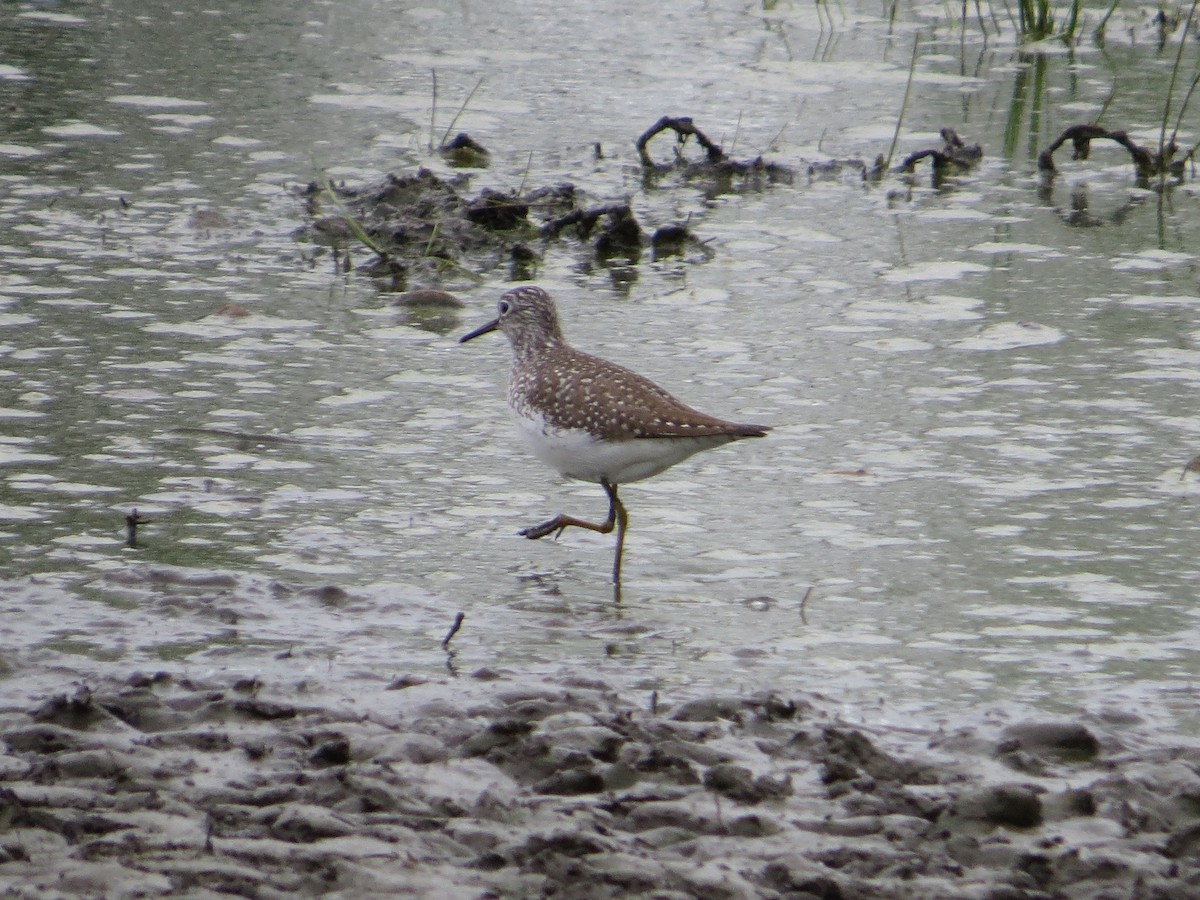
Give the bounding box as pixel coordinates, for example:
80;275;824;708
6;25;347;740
799;585;813;625
441;612;465;650
636;116;726;167
1037;124;1161;179
125;508;149;548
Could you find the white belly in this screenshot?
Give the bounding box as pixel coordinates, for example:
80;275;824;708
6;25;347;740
510;407;732;484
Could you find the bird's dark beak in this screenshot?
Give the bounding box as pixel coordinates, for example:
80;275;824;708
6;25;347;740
459;318;499;343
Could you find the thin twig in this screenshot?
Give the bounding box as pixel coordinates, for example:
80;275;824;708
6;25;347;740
799;585;813;624
1092;0;1122;40
1169;70;1200;152
1094;78;1118;126
439;77;485;149
429;69;438;153
886;34;921;169
422;221;441;259
316;175;390;258
516;150;534;198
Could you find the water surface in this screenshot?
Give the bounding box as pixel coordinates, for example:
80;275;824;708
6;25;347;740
2;0;1198;735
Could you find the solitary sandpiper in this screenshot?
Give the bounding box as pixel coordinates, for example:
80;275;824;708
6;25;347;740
460;285;770;586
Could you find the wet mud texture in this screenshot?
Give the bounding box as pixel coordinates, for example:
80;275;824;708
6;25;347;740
2;672;1199;899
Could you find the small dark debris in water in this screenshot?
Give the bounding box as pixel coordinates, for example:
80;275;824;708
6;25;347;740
1038;123;1188;182
594;206;643;259
636;115;794;186
650;222;711;261
898;128;982;179
216;302;252;318
390;289;464;309
1180;453;1200;481
125;508;149;548
440;132;491;168
651;223;690;252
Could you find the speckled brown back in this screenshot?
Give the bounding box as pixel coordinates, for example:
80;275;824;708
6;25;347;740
510;342;770;442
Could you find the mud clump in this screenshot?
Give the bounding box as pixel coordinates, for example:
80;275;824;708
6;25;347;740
298;167;644;289
296;117;803;292
1;673;1199;898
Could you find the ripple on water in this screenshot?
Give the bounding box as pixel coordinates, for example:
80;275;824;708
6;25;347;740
846;294;984;323
879;260;989;282
1112;248;1194;270
108;95;209;109
42;122;122;139
951;321;1065;350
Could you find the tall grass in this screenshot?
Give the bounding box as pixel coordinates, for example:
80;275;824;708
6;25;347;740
1016;0;1056;40
1013;0;1082;41
1159;0;1200;172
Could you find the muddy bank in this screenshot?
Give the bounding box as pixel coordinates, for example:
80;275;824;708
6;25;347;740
1;671;1199;898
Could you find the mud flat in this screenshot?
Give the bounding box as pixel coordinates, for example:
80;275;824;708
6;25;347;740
1;669;1198;899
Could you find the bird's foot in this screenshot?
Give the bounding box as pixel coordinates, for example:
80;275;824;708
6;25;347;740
519;518;567;541
519;511;614;541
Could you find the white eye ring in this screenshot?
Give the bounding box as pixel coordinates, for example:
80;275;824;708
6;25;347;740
498;300;512;315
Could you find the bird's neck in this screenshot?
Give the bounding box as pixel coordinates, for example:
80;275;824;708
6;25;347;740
511;329;566;364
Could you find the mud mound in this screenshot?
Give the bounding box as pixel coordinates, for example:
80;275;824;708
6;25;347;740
2;672;1198;898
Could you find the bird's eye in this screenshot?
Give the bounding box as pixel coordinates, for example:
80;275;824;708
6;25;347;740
498;300;511;315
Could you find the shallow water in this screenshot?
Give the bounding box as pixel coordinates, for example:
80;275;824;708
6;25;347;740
2;0;1199;734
